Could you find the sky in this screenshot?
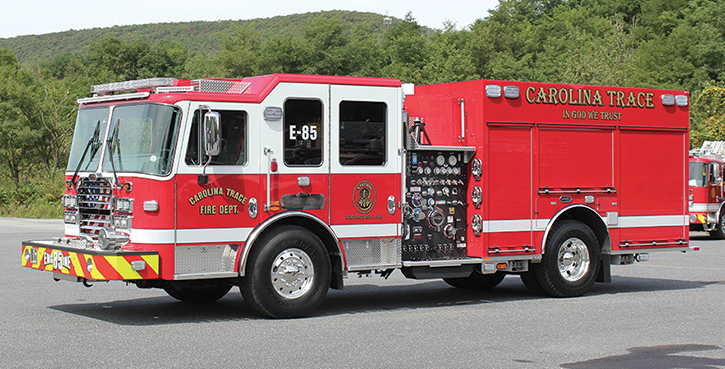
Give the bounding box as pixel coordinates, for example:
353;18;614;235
0;0;501;39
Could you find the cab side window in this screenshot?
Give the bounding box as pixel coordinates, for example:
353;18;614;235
339;101;386;166
186;110;247;166
284;99;323;166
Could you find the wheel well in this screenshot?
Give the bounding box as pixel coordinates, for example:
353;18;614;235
546;206;610;253
545;206;612;283
241;214;344;290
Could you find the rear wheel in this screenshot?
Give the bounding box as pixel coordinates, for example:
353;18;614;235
163;282;232;303
443;271;506;290
532;220;599;297
240;225;331;318
520;270;546;296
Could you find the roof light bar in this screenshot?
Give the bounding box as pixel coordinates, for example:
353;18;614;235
91;77;176;94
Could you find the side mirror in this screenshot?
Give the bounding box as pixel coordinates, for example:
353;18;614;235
203;112;221;157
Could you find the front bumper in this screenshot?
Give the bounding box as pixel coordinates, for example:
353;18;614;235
21;239;159;281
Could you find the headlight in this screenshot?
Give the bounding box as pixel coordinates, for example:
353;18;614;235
113;215;132;230
64;211;78;224
114;197;134;213
62;195;77;209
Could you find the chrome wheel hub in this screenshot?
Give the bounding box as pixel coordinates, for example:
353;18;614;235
557;237;590;282
270;248;314;299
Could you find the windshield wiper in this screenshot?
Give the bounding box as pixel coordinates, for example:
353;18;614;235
107;119;122;186
71;121;101;187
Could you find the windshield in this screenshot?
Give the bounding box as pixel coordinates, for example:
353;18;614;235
66;107;109;172
67;104;181;176
689;161;707;187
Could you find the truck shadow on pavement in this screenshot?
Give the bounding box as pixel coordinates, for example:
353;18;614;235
560;344;725;369
48;275;715;325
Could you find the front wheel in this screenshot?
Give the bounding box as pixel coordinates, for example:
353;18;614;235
532;220;600;297
240;225;331;318
709;211;725;239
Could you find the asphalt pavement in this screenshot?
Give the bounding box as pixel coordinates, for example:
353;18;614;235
2;218;724;368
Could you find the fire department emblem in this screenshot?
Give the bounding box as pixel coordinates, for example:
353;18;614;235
353;180;376;214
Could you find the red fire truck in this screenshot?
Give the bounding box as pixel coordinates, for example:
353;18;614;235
689;141;725;237
22;74;691;318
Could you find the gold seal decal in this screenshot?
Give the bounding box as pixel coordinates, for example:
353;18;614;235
353;180;376;214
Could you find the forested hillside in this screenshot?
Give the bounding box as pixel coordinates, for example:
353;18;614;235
1;1;724;218
0;11;396;65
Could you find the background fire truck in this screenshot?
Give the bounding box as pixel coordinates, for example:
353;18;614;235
689;141;725;238
22;74;691;318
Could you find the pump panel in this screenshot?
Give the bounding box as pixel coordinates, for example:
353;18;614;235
403;150;468;261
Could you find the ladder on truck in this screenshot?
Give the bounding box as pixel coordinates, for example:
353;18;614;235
698;141;725;158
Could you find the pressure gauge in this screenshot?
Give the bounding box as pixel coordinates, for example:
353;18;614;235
424;166;432;175
448;155;458;167
436;154;446;166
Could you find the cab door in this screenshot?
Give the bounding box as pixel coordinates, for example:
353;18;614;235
329;85;402;268
259;83;330;223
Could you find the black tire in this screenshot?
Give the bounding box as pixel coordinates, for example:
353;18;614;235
443;271;506;290
709;211;725;239
532;220;600;297
519;270;546;296
240;225;331;318
163;282;232;303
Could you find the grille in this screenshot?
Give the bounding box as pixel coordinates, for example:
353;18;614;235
77;178;112;237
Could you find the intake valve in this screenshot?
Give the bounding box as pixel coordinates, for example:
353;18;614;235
444;224;457;239
427;207;445;231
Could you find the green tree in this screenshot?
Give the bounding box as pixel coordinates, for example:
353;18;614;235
217;25;261;77
381;12;430;84
692;85;725;147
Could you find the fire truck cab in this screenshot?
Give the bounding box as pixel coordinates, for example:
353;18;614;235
689;141;725;238
22;74;691;318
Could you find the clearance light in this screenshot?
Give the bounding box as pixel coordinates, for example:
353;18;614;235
486;85;502;98
496;263;508;270
131;260;146;271
143;200;159;212
675;95;689;107
661;94;675;106
503;85;520;99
